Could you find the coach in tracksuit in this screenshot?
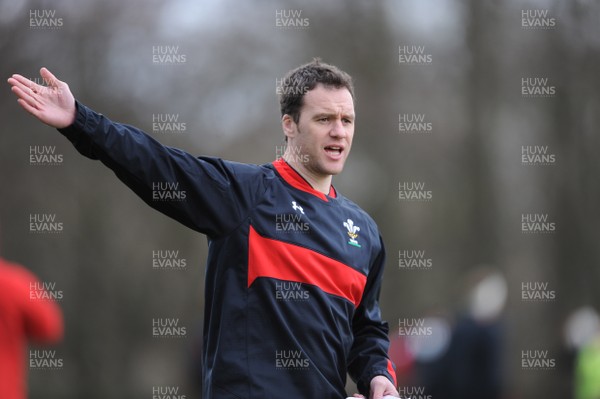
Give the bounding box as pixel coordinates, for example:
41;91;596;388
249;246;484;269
8;60;399;399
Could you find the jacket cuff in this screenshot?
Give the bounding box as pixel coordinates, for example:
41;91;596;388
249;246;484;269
57;100;93;140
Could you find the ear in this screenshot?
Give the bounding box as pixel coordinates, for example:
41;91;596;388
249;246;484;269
281;114;297;141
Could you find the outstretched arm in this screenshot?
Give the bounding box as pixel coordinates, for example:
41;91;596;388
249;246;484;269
7;68;267;238
7;67;75;129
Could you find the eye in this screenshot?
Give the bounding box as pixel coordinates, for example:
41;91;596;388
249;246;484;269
342;118;353;124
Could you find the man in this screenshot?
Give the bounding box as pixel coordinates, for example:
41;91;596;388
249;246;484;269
8;60;399;398
0;256;64;399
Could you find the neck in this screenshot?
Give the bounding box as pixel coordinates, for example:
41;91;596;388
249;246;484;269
282;150;332;195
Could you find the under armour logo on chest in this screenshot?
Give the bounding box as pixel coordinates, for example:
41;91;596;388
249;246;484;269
291;201;304;214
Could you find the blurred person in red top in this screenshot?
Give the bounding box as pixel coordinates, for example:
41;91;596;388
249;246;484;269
0;256;64;399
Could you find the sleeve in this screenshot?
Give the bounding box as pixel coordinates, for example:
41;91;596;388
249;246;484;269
19;269;64;343
57;101;268;238
347;236;397;395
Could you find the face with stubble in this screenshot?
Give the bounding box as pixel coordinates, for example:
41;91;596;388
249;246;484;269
282;84;355;180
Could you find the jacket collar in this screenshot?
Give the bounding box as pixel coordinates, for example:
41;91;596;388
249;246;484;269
272;158;337;202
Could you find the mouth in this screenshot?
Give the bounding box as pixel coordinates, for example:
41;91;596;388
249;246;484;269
324;145;344;157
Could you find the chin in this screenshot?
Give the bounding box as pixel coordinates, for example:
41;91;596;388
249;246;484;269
312;158;346;177
321;164;345;176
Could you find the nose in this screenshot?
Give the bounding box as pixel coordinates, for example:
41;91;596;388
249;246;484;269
330;118;347;138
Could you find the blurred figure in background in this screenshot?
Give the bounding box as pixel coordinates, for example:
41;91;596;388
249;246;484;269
401;266;506;399
444;267;506;399
387;333;416;390
564;306;600;399
401;312;453;399
0;255;64;399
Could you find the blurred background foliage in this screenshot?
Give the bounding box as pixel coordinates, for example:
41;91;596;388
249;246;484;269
1;0;599;398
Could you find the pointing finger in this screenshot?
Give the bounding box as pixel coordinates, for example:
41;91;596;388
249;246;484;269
10;74;44;93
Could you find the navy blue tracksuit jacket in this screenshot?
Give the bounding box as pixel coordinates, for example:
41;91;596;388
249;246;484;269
58;102;397;398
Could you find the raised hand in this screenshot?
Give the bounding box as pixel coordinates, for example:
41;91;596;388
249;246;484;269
7;67;76;129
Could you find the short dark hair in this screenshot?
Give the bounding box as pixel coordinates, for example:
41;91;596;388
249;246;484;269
279;58;355;125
